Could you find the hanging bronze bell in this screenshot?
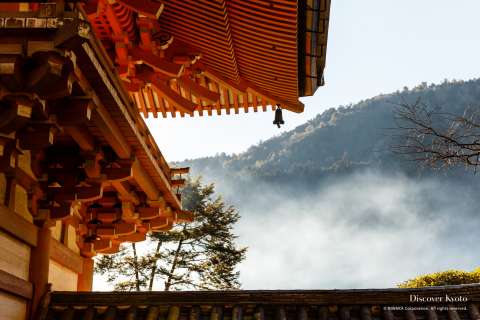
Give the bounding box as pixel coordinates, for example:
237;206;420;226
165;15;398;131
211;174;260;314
273;106;285;128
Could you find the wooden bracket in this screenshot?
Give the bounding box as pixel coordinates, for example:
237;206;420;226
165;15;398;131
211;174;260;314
18;123;57;150
0;95;32;134
50;184;103;203
170;167;189;176
138;207;161;220
55;98;95;126
175;210;194;223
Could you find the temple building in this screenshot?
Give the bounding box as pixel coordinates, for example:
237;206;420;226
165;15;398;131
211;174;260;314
0;1;478;320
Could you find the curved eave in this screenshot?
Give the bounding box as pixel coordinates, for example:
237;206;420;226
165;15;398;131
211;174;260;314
82;0;331;117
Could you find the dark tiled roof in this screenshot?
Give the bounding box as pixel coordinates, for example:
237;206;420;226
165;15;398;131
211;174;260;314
45;285;480;320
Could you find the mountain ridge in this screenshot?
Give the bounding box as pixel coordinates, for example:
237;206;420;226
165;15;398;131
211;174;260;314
177;78;480;188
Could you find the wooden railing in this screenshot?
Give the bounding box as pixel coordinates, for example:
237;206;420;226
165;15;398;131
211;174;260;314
45;286;480;320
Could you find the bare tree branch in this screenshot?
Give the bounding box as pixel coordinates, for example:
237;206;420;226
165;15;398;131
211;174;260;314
391;99;480;170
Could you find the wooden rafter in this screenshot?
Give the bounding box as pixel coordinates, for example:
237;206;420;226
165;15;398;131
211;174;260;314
130;48;184;78
179;76;220;104
141;72;195;115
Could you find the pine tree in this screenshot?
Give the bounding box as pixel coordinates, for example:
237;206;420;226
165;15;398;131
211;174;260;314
95;178;247;291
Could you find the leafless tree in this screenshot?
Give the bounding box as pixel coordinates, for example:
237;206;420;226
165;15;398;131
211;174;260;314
392;98;480;170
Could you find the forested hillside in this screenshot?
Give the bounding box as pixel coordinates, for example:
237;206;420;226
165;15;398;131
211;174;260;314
176;79;480;289
180;79;480;192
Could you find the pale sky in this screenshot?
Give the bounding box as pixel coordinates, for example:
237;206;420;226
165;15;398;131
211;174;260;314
146;0;480;162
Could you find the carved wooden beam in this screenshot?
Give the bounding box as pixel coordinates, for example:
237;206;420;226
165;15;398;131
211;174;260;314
83;152;104;179
50;184;103;203
35;206;70;225
55;98;94;126
149;216;168;229
18;123;57;150
47;168;84;188
63;126;95;152
0;96;32;134
111;181;140;205
117;232;146;243
138;207;161;220
118;0;164;19
2;166;44;216
114;222;136;236
147;197;166;209
26;51;74;99
175;210;194;223
152;219;173;232
172;54;201;65
120;201;137;220
195;65;247;96
69;63;132;158
130;48;184;78
100;242;120;254
45;145;84;169
179;76;220;104
90;107;131;160
170;178;185;187
143;72;195;115
0;55;24;92
163;206;175;219
170;167;189;176
103;160;133;181
96;227;116;239
96;192;118;207
93;239;112;252
95;209;121;223
131;157;160;201
48;205;71;220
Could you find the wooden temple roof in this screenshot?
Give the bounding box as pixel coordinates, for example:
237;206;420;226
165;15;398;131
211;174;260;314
44;285;480;320
82;0;331;117
0;2;192;256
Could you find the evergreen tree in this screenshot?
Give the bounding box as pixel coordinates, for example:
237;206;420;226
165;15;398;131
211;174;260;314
95;178;247;291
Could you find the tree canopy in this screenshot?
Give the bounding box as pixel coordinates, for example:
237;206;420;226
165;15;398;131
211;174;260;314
95;178;247;291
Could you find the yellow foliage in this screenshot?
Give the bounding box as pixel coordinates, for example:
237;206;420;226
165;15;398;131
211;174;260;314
398;268;480;288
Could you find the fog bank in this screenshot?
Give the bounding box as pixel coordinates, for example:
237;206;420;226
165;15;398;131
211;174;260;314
230;171;479;289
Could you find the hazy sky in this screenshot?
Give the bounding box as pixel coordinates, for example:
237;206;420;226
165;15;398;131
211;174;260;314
146;0;480;161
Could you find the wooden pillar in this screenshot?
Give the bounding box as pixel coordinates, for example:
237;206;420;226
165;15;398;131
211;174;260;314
77;257;94;291
29;224;51;317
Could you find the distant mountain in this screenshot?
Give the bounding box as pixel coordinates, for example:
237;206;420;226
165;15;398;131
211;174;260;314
179;79;480;193
175;79;480;289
